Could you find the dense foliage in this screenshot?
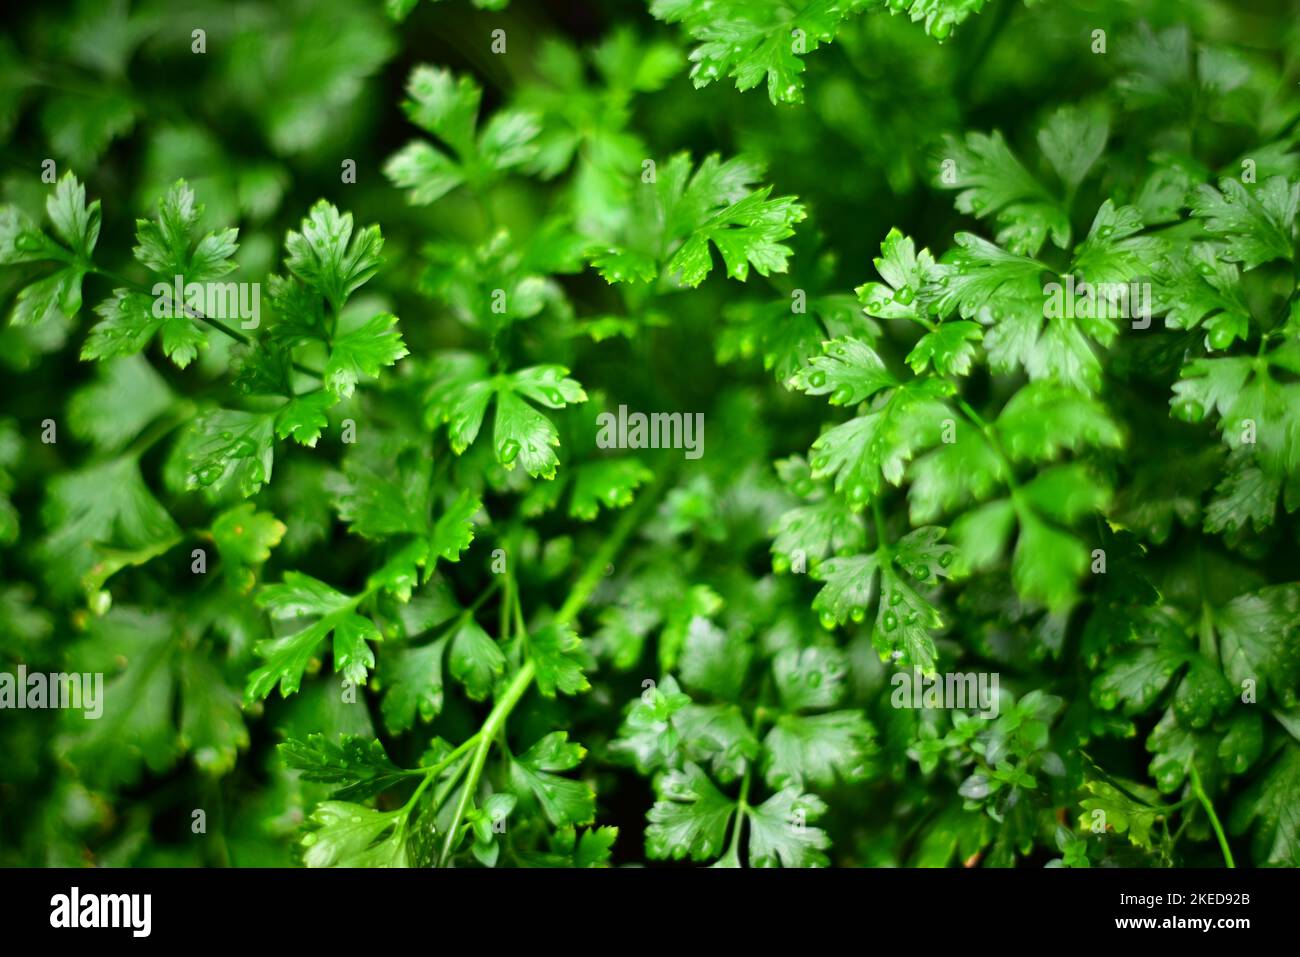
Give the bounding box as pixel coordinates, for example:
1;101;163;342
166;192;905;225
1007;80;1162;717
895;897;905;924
2;0;1299;868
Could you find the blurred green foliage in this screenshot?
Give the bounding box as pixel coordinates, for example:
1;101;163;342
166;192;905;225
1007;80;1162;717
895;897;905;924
1;0;1299;868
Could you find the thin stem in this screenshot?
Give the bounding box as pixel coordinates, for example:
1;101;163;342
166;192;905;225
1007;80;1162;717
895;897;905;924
554;472;665;625
89;265;323;379
1188;765;1235;868
433;473;668;866
123;400;197;460
722;764;753;864
436;661;535;866
871;496;891;556
956;395;1021;493
465;578;502;616
955;0;1013;101
1198;603;1218;664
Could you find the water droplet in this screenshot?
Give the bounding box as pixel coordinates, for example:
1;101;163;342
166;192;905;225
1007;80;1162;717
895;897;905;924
831;386;852;404
808;370;827;388
895;286;915;305
912;564;931;581
889;589;903;606
499;438;520;464
807;671;823;687
819;611;837;630
882;610;899;632
939;551;954;568
850;606;866;623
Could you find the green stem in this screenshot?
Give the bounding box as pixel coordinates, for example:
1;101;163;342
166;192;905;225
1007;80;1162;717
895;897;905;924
436;662;535;866
123;400;197;459
401;735;479;809
1188;764;1235;868
954;0;1013;101
871;496;891;556
1198;603;1218;664
434;473;668;866
89;265;322;379
956;396;1021;494
723;763;753;864
554;472;665;624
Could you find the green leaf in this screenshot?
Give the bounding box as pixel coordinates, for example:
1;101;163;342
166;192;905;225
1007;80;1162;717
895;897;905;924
1092;637;1189;714
1215;585;1300;707
934;131;1068;256
378;638;447;734
648;0;909;104
67;355;172;451
995;383;1123;462
301;802;410;868
528;621;590;697
744;788;830;867
323;313;408;398
858;228;940;321
1037;105;1109;191
807;378;953;508
246;572;379;700
1230;744;1300;866
568;458;654;520
448;616;505;700
284;200;384;310
134;180;238;282
763;711;874;788
276;392;334;447
1079;778;1167;848
427;358;587;478
179;654;250;776
81;290;163;360
210;503;285;591
591;152;804;287
789;337;896;405
811;554;880;627
772;646;848;711
280;734;407;801
40;456;180;595
55;609;179;788
429;489;481;564
508;732;595;827
185;409;276;498
46;171;102;258
906;321;983;376
385;65;538;204
678;616;752;701
1190;176;1299;269
645;763;736;862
